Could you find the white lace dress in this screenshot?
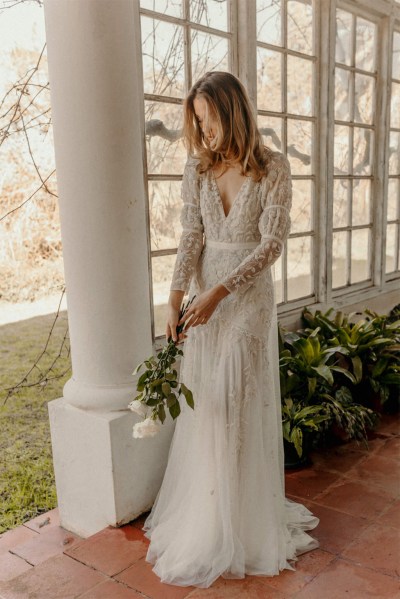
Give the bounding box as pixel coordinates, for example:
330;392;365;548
142;148;319;588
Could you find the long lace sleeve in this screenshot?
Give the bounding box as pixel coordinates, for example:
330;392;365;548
170;157;204;292
221;153;292;294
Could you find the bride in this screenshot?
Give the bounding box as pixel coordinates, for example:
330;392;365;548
142;70;319;588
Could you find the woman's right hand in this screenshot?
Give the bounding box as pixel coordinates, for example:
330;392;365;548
166;291;186;343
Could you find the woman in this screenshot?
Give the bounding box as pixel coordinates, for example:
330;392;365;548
142;71;319;588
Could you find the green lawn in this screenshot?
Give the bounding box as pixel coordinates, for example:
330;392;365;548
0;310;71;534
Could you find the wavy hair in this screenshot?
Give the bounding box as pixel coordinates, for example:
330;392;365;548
183;71;267;181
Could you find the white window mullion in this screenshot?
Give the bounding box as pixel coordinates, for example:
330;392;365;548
374;15;393;289
236;0;257;105
318;0;337;307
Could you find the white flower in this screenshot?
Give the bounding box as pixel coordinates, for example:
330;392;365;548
128;399;148;418
132;417;161;439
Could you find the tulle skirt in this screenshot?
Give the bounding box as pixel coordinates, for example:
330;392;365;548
141;300;319;588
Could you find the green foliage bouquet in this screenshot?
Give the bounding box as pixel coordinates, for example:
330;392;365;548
128;296;196;438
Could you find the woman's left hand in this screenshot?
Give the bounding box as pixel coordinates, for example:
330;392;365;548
178;285;230;331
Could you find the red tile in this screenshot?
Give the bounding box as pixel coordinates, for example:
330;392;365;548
345;435;386;455
294;558;400;599
22;508;61;534
377;499;400;529
0;526;38;555
301;500;370;555
284;468;340;501
10;525;81;566
265;549;335;594
185;576;286;598
65;524;149;576
316;480;394;520
309;445;368;474
77;579;144;598
0;552;32;582
342;523;400;578
0;554;106;599
344;454;400;497
115;556;195;599
377;414;400;437
376;436;400;460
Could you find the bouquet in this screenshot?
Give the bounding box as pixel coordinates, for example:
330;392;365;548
128;296;196;439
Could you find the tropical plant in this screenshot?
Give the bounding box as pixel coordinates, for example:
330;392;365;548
281;399;329;458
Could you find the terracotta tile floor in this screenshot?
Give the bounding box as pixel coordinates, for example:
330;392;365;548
0;414;399;599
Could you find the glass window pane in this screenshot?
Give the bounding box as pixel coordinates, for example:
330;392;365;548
256;0;282;46
257;47;282;112
335;68;351;121
191;31;229;84
287;236;313;300
287;119;312;175
149;180;183;251
393;31;400;80
287;56;313;116
140;0;182;18
354;74;375;125
389;131;400;175
291;180;313;233
387;178;399;222
334;124;350;174
390;82;400;129
145;101;186;174
355;17;376;72
152;254;177;337
273;255;283;304
258;115;283;153
190;0;229;32
385;224;397;273
141;17;185;98
352;179;372;226
353;128;373;176
287;0;313;55
336;9;352;66
332;231;348;288
333;179;349;228
351;228;371;283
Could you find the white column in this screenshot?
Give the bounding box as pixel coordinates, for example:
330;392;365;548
44;0;173;537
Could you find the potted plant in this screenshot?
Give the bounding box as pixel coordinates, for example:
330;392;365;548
281;398;329;468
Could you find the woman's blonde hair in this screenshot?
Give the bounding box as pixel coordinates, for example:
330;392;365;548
183;71;267;181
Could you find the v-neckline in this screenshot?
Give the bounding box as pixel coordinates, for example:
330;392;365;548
210;169;250;220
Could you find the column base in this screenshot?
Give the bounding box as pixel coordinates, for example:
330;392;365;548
48;397;174;538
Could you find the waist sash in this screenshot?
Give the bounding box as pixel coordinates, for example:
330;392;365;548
205;239;259;250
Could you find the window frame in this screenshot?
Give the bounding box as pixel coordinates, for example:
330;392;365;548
135;0;400;344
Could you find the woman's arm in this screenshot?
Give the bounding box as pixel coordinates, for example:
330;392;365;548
167;158;204;341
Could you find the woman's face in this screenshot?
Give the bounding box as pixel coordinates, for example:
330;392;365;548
193;95;217;146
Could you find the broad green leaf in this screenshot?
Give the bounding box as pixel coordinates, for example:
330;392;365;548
132;362;143;376
166;393;177;407
311;365;334;385
351;356;363;383
169;399;181;419
161;382;171;397
180;383;194;409
331;366;356;384
157;403;166;424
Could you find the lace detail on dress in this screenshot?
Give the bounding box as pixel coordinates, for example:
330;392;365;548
170;158;204;292
221;154;292;293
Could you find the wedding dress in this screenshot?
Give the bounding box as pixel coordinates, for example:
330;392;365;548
142;147;319;588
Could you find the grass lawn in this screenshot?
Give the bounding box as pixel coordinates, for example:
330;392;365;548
0;310;71;534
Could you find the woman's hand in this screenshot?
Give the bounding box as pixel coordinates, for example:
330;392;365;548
178;284;230;332
166;290;186;343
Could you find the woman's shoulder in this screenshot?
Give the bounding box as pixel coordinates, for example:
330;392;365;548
261;146;290;179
